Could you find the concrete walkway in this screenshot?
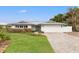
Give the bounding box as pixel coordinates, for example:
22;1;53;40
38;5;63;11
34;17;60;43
44;33;79;53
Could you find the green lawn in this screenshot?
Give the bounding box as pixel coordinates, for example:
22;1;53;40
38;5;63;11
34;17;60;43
5;33;54;53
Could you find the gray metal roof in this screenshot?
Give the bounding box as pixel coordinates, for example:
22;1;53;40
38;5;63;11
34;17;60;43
7;21;66;25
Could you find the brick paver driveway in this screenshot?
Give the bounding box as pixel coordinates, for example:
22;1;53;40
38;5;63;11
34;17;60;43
44;32;79;53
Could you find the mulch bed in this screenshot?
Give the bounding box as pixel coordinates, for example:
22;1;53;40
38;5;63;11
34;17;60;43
0;40;10;53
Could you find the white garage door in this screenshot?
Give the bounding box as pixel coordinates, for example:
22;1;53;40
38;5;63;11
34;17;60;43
41;25;61;32
41;25;72;32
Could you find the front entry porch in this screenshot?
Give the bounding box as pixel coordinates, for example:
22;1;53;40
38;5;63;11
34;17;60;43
32;25;41;32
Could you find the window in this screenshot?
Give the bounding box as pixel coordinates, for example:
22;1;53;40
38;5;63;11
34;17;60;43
16;25;19;28
25;25;27;28
20;26;23;28
24;25;28;28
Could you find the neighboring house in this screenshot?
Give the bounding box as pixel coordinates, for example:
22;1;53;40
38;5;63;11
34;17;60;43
7;21;72;32
0;23;7;28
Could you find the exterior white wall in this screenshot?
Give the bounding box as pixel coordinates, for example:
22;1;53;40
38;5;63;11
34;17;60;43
41;24;72;32
11;26;16;28
61;26;72;32
28;25;31;28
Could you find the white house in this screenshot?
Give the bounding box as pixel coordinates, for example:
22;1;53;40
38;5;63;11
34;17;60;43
0;23;7;28
7;21;72;32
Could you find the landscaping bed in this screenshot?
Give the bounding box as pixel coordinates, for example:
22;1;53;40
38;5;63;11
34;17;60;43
7;28;32;33
0;40;10;53
0;33;11;53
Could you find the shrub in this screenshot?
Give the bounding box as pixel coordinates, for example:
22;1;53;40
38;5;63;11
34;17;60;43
0;34;5;39
7;28;32;33
24;28;32;32
0;34;10;40
0;25;4;33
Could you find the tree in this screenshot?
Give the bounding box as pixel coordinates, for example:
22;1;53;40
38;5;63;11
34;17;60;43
65;7;79;31
50;14;66;23
50;7;79;31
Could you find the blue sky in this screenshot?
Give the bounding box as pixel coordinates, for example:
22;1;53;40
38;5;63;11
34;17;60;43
0;6;75;23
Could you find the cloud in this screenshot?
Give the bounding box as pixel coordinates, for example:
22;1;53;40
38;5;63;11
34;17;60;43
19;10;28;13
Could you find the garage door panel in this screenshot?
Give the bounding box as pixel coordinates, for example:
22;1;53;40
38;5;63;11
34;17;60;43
41;26;61;32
